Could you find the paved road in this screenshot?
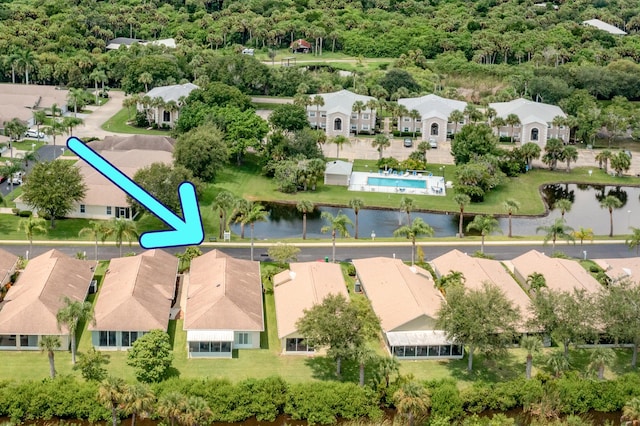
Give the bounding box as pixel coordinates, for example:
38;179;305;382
0;241;633;263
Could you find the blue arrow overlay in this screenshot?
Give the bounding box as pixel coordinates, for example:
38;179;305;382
67;136;204;249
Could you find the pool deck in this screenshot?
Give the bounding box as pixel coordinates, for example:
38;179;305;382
348;171;448;196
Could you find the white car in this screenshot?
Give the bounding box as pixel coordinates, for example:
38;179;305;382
10;173;22;185
25;129;45;139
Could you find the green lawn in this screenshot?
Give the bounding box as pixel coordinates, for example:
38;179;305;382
100;107;171;135
12;139;46;152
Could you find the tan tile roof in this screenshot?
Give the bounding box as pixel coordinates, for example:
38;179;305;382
509;250;602;294
0;250;96;335
77;149;173;206
352;257;444;332
88;135;175;153
0;249;19;285
594;257;640;284
89;250;177;332
0;84;69;125
184;250;263;332
273;262;348;339
431;250;534;330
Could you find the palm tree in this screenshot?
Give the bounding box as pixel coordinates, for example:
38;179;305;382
62;116;84;136
505;113;521;143
296;200;314;240
521;335;543;380
184;396;213;426
214;191;237;240
409;109;421;138
553;198;573;220
526;272;547;293
242;202;268;261
626;227;640;255
90;69;108;105
574;227;594;245
67;87;86;117
33;110;46;139
393;381;431;426
17;216;47;255
21;150;39;168
453;193;470;238
15;49;37;84
503;199;520;238
546;351;570;378
435;270;465;295
536;218;575;251
563;145;578;172
312;95;325;129
232;198;251;239
466;215;501;254
56;296;94;365
399;196;416;224
122;383;155;426
394;217;434;265
595;149;613;173
79;221;110;260
366;99;377;131
374;356;400;388
107;218;139;257
348;197;365;239
352;100;365;135
371;134;390;160
39;335;61;378
331;135;350;158
601;195;623;237
520;142;541;170
622;397;640;425
156;391;188;426
321;210;353;263
448;109;464;135
98;376;127;426
138;72;153;92
589;346;615;380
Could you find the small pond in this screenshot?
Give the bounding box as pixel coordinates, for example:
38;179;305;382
230;184;640;239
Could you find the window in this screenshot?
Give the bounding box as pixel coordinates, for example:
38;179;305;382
321;113;326;118
285;338;314;352
121;331;139;347
415;117;421;122
334;118;342;131
163;111;170;122
403;127;409;132
547;122;551;128
530;128;539;141
363;113;369;120
351;124;357;130
106;206;112;215
320;123;326;128
403;117;410;122
351;114;358;119
20;335;38;347
430;123;439;136
237;333;249;345
80;204;85;213
99;331;117;347
362;125;370;131
309;111;316;117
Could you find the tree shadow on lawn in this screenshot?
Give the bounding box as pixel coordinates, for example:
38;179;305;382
446;351;523;383
305;356;362;383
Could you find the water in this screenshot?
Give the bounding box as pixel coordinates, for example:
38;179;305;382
230;185;640;239
367;176;427;189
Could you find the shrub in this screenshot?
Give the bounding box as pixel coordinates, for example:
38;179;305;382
18;210;32;217
428;380;464;420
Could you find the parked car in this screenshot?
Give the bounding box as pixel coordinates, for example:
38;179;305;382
25;129;45;139
10;172;22;185
429;139;438;149
403;138;413;148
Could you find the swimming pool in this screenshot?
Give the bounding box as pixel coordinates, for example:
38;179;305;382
367;177;427;189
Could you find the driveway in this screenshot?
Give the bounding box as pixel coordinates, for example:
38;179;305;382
72;90;127;140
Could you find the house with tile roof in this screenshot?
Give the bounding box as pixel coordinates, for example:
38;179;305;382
273;262;348;354
138;83;199;128
0;249;19;292
505;250;602;294
397;94;468;143
0;250;96;350
306;90;376;138
594;257;640;285
352;257;462;359
489;98;568;146
89;250;178;350
431;250;534;332
183;250;263;358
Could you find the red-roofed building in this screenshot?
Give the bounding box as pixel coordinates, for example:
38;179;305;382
290;39;312;53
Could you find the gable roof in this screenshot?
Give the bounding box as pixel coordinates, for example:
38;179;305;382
489;98;566;124
273;262;348;339
184;250;263;332
583;19;626;35
290;39;312;49
0;83;69;126
352;257;444;332
594;257;640;284
0;250;95;335
507;250;602;294
431;250;533;329
89;250;177;332
76;149;173;206
307;90;375;114
144;83;199;103
88;135;175;153
398;94;467;121
0;249;18;285
325;160;353;176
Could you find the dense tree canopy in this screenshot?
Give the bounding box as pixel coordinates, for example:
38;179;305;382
173;123;229;182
